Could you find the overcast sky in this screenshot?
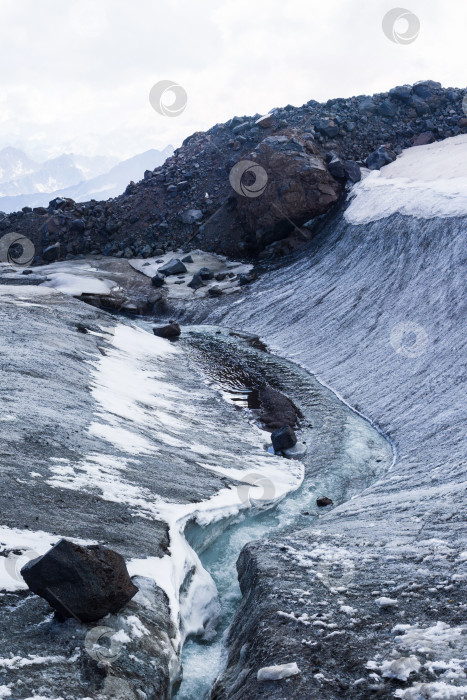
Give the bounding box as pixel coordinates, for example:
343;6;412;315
0;0;465;161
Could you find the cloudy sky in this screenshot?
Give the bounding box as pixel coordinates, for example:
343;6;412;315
0;0;465;161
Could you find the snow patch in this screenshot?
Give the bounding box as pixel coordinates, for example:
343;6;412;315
257;662;301;681
345;135;467;223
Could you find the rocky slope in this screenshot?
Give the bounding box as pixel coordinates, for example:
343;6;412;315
1;81;466;265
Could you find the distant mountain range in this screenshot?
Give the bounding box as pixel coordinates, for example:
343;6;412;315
0;146;173;213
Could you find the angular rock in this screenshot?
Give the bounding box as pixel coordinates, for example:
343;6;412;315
158;258;187;276
188;273;205;290
179;209;203;225
271;425;297;452
153;322;181;339
255;114;273;129
389;85;412;102
198;267;214;281
328;157;346;180
412;131;435;146
208;285;223;297
21;539;138;623
315;119;339;138
181;254;194;263
377;100;397;118
70;218;86;234
344;160;361;183
366;146;397;170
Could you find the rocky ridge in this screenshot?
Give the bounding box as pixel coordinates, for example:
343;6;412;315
1;81;466;264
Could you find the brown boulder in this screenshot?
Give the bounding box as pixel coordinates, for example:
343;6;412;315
234;131;342;249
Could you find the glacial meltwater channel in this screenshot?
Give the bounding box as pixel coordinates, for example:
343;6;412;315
138;322;393;699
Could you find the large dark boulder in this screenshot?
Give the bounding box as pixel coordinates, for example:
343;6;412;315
21;539;138;623
153;322;181;339
249;386;300;431
235;131;341;249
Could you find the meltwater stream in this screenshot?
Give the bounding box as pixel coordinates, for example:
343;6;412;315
138;322;393;699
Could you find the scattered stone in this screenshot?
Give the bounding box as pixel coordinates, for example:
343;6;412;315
153;322;181;339
215;272;227;281
198;267;214;280
344;160;361;182
151;274;165;288
181;254;194;263
20;539;138;623
256;114;273;128
413;131;435;146
158;258;187;276
179;209;203;225
366;145;397;170
188;273;205;290
271;425;297;452
316;496;333;507
70;218;86;234
238;271;258;286
316;119;339;138
208;285;223;297
328;157;346;180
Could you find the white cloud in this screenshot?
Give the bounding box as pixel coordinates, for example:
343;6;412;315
0;0;464;160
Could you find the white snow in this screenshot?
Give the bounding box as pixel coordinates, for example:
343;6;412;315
377;656;421;681
42;271;115;296
345;135;467;223
376;596;399;608
393;621;465;657
257;662;301;681
395;682;467;699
